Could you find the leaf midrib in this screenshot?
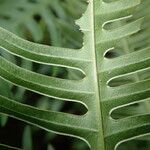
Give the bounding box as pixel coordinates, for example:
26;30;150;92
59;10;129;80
90;0;105;149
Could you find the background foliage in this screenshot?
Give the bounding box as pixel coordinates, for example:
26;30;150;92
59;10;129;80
0;0;150;150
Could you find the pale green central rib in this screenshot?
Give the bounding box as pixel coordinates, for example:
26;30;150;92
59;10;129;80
90;0;105;149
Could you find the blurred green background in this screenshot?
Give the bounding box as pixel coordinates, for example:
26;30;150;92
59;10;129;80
0;0;150;149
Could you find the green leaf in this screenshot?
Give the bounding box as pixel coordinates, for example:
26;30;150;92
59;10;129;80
22;126;32;150
47;145;55;150
0;114;8;127
0;0;150;150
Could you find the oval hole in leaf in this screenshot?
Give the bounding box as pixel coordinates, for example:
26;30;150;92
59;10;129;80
111;99;150;119
0;116;90;150
9;85;88;116
116;134;150;150
1;51;85;80
31;92;88;116
108;68;150;87
103;16;131;30
104;48;122;59
50;134;90;150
